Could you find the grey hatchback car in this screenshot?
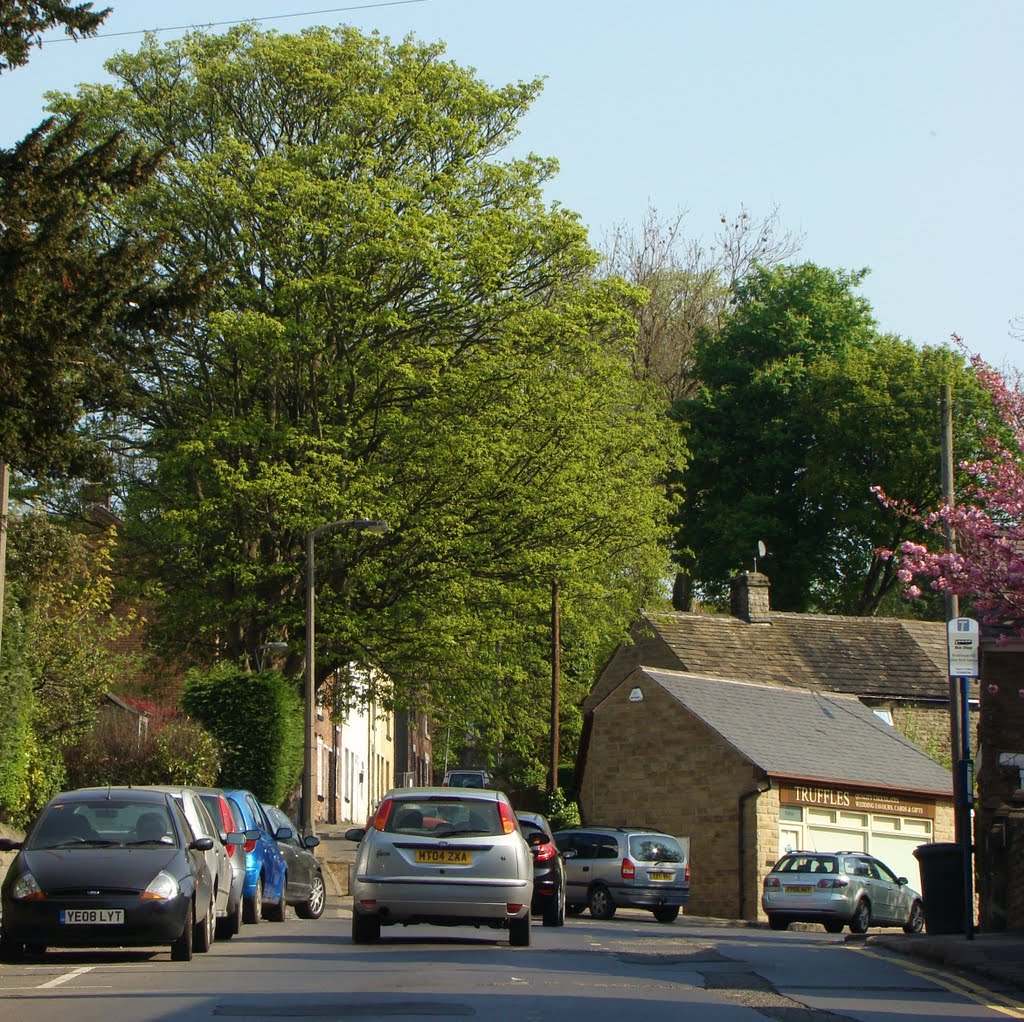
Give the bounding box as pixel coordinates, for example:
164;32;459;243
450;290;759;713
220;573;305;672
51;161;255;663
554;826;689;923
345;787;533;946
762;850;924;933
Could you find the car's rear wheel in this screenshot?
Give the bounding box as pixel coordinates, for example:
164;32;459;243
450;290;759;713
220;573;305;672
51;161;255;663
542;883;565;927
195;895;215;952
351;911;380;944
509;914;531;946
171;903;194;962
264;876;287;922
768;915;789;931
588;886;616;920
903;900;924;934
849;899;871;934
653;905;679;924
297;872;326;920
243;876;263;924
823;920;845;933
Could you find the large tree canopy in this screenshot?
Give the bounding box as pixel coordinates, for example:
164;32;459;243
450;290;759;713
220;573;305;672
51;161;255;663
673;263;990;614
49;25;681;758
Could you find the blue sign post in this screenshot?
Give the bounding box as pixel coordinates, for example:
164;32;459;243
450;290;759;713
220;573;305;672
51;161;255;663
947;617;979;941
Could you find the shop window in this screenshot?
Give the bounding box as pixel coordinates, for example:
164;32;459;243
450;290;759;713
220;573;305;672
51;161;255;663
902;818;932;837
779;805;803;823
807;808;836;825
872;815;901;832
839;812;868;827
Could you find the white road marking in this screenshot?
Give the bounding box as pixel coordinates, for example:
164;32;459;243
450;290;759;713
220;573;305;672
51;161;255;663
37;966;94;989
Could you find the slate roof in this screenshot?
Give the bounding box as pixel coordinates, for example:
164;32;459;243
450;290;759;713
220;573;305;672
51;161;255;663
636;667;953;797
638;609;950;701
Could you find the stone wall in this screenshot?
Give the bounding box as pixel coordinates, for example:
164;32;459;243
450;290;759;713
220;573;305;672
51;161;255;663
0;823;24;880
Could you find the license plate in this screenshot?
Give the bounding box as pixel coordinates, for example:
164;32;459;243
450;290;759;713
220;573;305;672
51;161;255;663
649;872;673;881
785;886;813;895
61;909;124;925
414;849;472;865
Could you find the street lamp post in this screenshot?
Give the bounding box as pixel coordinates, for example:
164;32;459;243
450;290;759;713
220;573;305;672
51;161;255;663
302;518;388;837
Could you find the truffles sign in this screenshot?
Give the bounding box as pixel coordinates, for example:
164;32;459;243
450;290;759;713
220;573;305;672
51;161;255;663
779;784;936;820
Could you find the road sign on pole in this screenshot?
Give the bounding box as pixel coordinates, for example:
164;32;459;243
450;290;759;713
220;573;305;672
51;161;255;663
947;617;979;678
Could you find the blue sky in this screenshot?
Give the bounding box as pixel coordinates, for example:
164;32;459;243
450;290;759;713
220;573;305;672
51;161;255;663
4;0;1022;370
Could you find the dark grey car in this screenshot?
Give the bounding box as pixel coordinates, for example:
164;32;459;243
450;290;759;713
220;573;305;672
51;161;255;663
262;805;326;920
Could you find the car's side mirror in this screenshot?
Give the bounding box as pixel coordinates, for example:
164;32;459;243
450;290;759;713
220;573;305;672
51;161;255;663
0;838;23;852
897;876;908;885
528;832;547;847
303;835;321;849
560;848;577;860
244;827;260;843
274;826;294;842
344;827;366;842
224;831;245;847
191;836;215;851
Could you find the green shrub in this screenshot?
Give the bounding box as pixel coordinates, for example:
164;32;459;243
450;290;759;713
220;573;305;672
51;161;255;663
542;787;581;830
152;718;221;786
181;665;302;804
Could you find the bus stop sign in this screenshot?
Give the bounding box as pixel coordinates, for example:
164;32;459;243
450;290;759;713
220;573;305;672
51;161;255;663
947;617;980;678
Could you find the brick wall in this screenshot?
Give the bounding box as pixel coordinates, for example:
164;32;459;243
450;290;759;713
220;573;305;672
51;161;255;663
581;676;768;920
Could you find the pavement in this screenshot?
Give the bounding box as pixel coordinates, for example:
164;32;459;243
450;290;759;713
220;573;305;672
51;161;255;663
314;824;1024;993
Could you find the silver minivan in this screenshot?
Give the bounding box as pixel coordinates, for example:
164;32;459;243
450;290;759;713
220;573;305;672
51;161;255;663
554;826;690;923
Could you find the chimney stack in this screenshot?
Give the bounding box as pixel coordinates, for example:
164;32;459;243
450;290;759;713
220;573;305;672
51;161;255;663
730;571;770;622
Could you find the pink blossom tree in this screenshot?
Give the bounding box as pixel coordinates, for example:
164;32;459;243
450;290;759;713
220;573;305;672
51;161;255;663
872;344;1024;633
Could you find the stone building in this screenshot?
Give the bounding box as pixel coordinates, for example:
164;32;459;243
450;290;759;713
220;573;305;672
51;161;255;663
578;666;954;921
976;637;1024;931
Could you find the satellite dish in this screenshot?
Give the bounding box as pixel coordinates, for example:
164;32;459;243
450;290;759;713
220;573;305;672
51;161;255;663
755;540;767;572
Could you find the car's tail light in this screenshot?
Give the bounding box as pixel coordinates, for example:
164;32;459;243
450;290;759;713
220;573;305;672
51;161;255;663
765;877;780;888
225;842;236;857
506;903;523;913
685;863;690;883
533;840;556;862
817;877;849;889
497;801;516;835
621;858;635;880
373;798;393;831
244;836;257;853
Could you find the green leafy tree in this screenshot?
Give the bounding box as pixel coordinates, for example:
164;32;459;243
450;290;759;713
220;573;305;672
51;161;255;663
674;263;989;613
50;24;681;775
0;513;138;822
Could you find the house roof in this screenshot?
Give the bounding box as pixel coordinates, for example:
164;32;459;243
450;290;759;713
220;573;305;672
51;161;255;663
637;609;950;701
631;666;953;797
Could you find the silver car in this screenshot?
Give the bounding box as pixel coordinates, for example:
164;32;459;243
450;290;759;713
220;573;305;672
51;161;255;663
345;787;533;946
762;850;924;933
142;786;241;947
554;826;689;923
193;787;250;938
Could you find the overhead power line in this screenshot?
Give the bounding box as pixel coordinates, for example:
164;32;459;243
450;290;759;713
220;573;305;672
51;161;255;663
41;0;428;44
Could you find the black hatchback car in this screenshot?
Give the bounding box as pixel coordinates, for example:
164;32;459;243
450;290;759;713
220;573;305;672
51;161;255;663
0;787;215;962
517;811;570;927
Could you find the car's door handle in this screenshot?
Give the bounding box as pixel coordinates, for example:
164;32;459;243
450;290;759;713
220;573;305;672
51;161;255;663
582;866;590;872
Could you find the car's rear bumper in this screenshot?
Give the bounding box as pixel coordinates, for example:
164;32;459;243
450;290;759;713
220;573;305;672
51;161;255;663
608;883;689;908
352;876;532;924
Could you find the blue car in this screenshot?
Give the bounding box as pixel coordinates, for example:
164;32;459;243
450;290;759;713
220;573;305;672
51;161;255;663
221;789;287;923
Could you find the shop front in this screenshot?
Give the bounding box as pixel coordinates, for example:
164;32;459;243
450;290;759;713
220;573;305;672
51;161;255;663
777;783;947;886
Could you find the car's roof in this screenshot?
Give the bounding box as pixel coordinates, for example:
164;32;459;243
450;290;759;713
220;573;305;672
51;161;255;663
51;787;171;805
387;786;506;802
555;825;673;836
